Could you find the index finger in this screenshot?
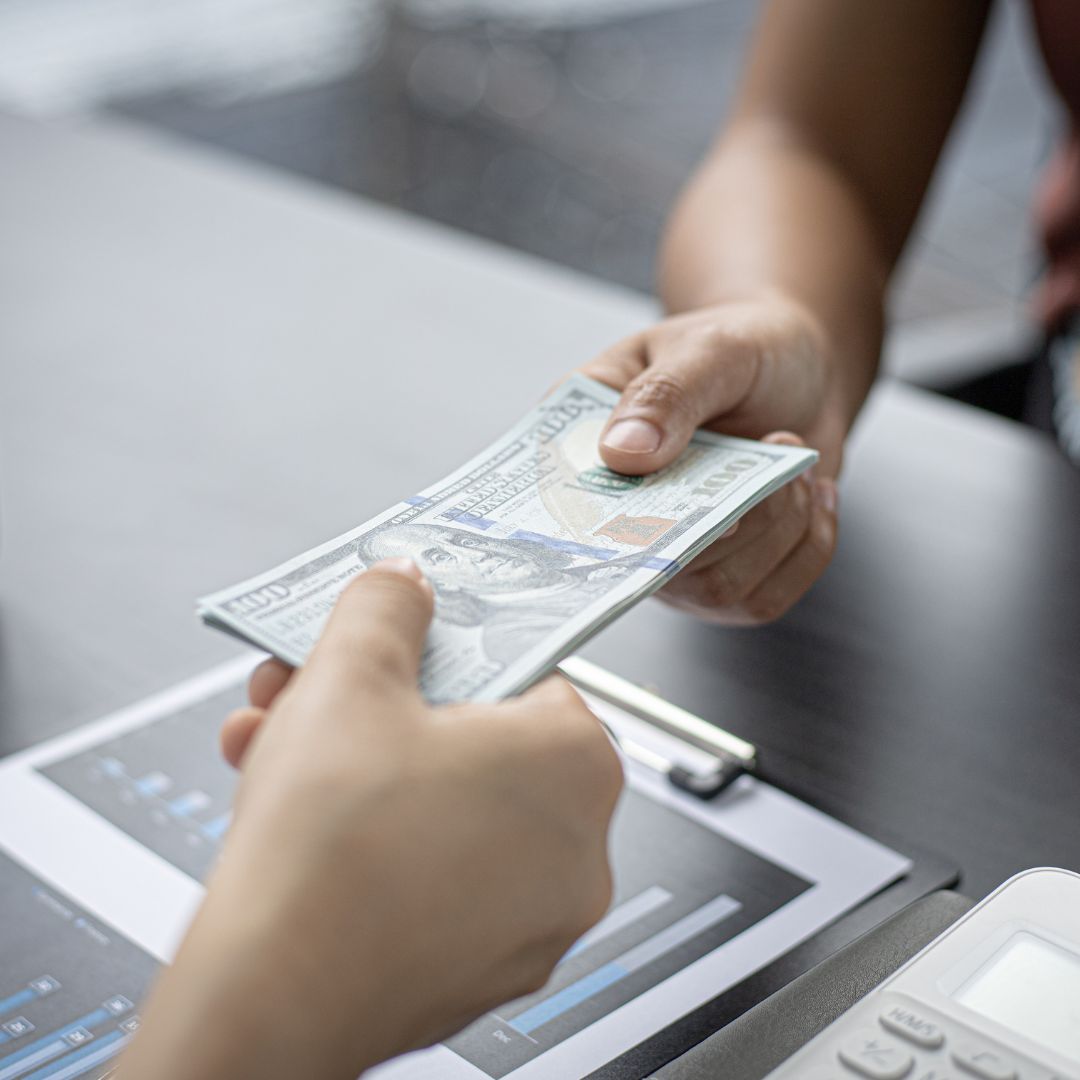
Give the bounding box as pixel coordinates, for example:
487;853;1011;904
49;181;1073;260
579;333;648;392
249;658;294;709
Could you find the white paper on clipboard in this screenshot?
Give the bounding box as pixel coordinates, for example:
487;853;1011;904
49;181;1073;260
0;659;910;1080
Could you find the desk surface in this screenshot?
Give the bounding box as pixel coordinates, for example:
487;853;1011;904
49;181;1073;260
1;112;1078;905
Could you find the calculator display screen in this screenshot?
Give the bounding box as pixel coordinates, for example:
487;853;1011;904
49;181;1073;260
954;931;1080;1062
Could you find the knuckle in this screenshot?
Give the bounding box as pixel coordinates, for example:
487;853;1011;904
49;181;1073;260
679;310;763;380
656;583;713;620
583;734;625;808
707;325;760;374
809;511;838;560
677;308;733;349
793;476;813;515
751;487;787;530
570;718;621;786
776;478;810;524
514;682;623;801
626;371;692;419
583;336;646;387
547;676;586;712
756;492;784;526
558;688;594;730
551;728;622;811
701;561;743;610
525;680;589;737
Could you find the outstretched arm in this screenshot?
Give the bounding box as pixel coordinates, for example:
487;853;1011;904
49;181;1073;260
120;562;621;1080
584;0;991;624
661;0;992;436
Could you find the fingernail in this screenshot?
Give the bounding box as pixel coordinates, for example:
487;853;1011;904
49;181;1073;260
602;418;663;454
762;431;803;446
721;522;740;538
813;479;838;514
373;558;434;596
373;557;423;580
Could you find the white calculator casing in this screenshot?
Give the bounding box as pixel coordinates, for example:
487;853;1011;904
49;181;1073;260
764;867;1080;1080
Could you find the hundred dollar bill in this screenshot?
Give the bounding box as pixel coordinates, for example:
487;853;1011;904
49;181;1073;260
198;375;817;703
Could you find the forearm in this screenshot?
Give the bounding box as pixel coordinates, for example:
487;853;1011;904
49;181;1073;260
661;120;889;438
660;0;992;443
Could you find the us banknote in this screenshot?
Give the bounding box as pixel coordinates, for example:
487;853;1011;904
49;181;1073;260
198;376;817;703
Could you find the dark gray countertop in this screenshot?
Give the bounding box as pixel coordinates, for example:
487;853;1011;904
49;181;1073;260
2;112;1078;912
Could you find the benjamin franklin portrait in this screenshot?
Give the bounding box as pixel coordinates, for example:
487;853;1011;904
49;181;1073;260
356;522;639;666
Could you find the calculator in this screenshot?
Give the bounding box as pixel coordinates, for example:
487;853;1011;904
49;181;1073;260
763;867;1080;1080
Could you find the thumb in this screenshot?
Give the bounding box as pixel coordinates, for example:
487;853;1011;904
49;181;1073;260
308;558;435;693
597;347;757;476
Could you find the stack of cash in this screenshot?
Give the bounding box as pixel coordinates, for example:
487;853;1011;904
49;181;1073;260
198;376;816;703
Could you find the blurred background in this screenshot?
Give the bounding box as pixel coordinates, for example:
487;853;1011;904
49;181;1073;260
0;0;1061;375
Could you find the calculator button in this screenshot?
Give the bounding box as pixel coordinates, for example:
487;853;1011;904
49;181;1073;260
838;1027;915;1078
951;1044;1016;1080
879;1004;946;1049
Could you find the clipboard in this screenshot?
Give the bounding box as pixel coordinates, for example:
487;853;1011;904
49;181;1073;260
0;657;958;1080
556;659;960;1080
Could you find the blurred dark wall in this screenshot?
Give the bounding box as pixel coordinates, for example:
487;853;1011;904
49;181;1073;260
109;0;1054;320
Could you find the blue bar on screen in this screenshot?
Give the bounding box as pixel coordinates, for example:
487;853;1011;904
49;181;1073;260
0;1009;110;1078
0;989;35;1019
134;772;171;797
509;893;742;1037
0;1040;67;1080
167;791;209;817
510;963;628;1035
200;813;232;840
617;894;740;973
22;1030;126;1080
563;885;673;961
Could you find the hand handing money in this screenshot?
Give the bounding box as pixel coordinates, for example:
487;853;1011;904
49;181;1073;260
582;299;842;624
198;376;816;702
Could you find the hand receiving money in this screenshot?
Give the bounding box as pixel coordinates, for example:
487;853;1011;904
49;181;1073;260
125;561;622;1080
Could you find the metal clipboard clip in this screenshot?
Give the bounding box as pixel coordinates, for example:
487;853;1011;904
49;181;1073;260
557;657;757;799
